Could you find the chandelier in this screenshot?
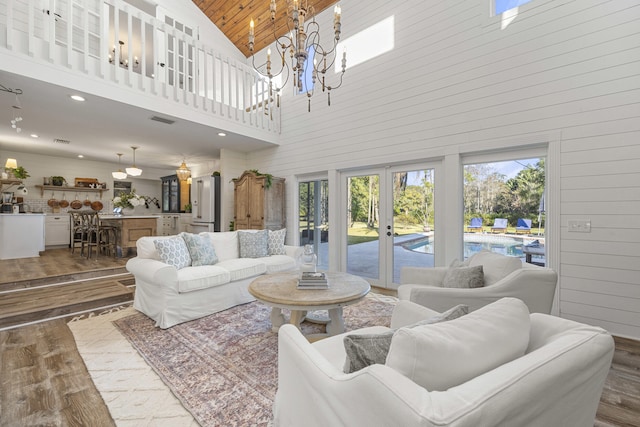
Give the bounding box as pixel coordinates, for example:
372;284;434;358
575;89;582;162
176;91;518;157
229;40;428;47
176;160;191;182
109;40;139;69
249;0;346;112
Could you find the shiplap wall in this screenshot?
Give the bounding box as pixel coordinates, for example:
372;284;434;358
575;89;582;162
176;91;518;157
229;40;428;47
243;0;640;338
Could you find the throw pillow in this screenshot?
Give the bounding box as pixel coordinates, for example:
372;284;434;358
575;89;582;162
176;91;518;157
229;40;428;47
343;304;469;373
180;232;218;266
386;297;530;391
443;265;484;288
153;236;191;269
268;228;287;255
238;230;269;258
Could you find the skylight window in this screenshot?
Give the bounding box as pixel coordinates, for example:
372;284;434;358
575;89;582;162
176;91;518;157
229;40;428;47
494;0;531;15
335;16;394;72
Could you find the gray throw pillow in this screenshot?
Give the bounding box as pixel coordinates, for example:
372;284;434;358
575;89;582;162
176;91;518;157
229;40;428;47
343;304;469;373
443;265;484;288
238;230;269;258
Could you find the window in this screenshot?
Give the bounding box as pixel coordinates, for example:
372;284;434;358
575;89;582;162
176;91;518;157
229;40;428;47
463;157;545;264
299;45;316;94
494;0;531;16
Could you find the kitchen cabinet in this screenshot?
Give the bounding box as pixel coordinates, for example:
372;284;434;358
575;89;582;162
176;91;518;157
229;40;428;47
160;214;180;235
233;171;285;230
161;175;190;213
45;214;70;247
0;214;45;259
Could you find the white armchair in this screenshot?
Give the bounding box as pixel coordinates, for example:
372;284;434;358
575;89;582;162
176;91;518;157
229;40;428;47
398;251;558;314
273;299;614;427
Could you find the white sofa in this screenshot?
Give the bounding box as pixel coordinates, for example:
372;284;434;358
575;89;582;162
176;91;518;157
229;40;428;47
126;231;299;328
274;298;614;427
398;251;558;314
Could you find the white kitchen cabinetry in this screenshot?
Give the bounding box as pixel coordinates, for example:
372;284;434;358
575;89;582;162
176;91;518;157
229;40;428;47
179;213;192;233
45;214;70;247
160;214;181;235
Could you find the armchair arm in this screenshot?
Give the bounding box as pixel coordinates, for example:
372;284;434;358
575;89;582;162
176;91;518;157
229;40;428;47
405;267;558;314
273;324;432;427
400;266;448;286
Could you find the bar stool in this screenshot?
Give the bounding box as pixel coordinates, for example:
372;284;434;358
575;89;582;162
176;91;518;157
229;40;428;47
69;212;85;254
97;221;118;258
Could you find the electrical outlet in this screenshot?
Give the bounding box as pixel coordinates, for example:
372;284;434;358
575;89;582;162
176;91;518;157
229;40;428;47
568;219;591;233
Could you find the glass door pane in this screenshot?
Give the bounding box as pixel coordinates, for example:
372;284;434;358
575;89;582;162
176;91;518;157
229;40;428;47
298;180;329;271
390;169;435;284
346;175;380;280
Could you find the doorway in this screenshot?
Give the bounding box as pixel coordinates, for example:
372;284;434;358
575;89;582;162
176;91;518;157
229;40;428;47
342;164;437;288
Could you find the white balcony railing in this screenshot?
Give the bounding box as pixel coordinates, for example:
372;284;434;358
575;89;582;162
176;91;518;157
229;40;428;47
0;0;280;135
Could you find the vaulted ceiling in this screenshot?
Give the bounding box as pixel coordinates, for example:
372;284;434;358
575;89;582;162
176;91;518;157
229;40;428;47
192;0;339;57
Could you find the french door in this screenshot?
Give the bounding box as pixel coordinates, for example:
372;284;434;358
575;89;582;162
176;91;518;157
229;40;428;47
342;164;437;288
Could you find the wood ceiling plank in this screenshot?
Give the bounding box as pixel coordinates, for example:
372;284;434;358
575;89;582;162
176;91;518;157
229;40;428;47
192;0;339;57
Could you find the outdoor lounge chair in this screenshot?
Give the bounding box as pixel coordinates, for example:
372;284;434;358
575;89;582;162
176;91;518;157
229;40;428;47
467;217;483;232
490;218;508;233
515;218;532;234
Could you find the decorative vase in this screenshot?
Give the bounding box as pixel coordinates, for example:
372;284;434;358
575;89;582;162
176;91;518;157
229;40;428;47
299;244;317;272
122;207;135;215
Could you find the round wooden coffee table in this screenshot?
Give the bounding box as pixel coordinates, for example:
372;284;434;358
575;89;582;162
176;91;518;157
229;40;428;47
248;271;370;337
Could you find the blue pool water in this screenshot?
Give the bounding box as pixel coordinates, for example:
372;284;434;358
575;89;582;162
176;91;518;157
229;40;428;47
406;235;524;258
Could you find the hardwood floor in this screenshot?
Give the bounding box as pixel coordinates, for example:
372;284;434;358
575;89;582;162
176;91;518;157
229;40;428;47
0;249;638;426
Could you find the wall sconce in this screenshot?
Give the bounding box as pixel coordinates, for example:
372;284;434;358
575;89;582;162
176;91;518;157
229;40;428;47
109;40;139;69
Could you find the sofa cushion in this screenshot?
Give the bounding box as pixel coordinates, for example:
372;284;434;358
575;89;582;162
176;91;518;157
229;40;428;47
215;258;267;281
181;232;218;266
176;265;231;292
202;231;239;261
257;254;297;273
342;304;469;374
386;297;530;391
467;250;522;286
153;236;191;269
443;265;484;288
268;228;287;255
239;230;269;258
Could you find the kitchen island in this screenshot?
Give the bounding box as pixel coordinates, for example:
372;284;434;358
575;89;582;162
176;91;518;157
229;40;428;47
0;213;45;259
99;215;159;257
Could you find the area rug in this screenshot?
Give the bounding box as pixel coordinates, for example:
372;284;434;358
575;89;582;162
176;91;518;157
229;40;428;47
113;294;396;427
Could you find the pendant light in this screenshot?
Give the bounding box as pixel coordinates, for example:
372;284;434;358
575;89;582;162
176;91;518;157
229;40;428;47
176;160;191;182
112;153;127;180
125;146;142;176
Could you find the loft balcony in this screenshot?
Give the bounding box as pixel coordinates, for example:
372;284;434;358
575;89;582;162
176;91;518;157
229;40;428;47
0;0;280;143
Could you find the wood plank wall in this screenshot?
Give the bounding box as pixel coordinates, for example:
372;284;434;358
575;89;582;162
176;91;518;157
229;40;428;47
242;0;640;338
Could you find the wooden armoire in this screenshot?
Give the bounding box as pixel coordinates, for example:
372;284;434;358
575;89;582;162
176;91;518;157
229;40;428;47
233;170;285;230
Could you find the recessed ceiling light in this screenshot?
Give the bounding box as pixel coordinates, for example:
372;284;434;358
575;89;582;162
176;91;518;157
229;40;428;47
77;154;84;158
218;132;226;136
30;134;38;138
70;95;85;101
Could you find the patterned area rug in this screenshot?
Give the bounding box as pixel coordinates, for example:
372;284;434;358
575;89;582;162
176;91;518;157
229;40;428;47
113;294;396;426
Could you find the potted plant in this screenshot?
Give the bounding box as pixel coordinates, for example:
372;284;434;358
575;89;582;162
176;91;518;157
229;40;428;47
13;166;30;179
51;176;66;186
184;203;192;213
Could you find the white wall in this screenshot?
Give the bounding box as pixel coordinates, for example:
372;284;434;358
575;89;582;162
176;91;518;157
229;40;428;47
244;0;640;339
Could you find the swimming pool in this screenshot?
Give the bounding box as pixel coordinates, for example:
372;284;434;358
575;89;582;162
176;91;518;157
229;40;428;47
405;234;525;258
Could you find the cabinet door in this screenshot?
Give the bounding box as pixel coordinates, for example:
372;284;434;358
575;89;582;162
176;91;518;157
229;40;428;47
248;177;265;229
45;216;70;246
234;176;251;229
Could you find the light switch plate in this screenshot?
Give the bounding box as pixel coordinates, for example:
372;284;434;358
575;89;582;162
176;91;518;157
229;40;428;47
568;219;591;233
